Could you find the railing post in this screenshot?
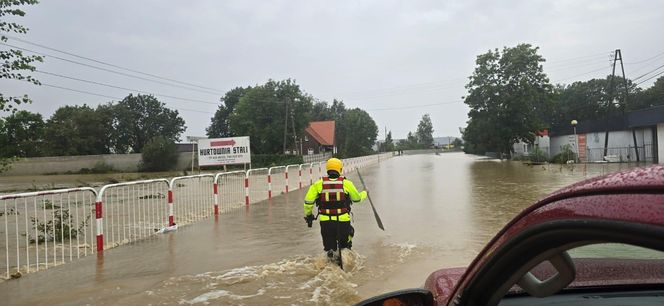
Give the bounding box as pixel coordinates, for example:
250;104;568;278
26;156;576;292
244;172;250;206
213;181;219;216
268;168;273;200
299;164;303;189
309;163;313;185
167;190;174;226
95;200;104;252
285;170;289;193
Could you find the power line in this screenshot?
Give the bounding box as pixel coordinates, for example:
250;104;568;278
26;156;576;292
545;51;611;65
635;70;664;86
36;70;217;105
366;101;463;111
0;42;221;96
632;63;664;81
5;35;224;94
625;50;664;65
552;65;610;83
38;83;215;114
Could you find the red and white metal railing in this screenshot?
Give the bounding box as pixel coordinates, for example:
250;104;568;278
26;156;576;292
246;168;268;204
1;187;97;279
285;164;300;193
214;171;246;214
267;166;286;199
169;174;215;225
97;179;170;250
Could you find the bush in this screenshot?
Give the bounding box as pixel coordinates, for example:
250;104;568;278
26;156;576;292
140;136;179;172
550;144;576;164
529;147;548;163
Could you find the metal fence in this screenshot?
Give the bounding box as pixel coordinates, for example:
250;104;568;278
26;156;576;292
246;168;269;204
586;145;654;163
0;152;394;280
268;166;286;199
1;187;98;279
302;152;332;164
170;174;215;225
97;179;170;250
285;164;301;193
214;171;246;214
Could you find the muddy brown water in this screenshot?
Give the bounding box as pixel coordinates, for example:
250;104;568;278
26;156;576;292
0;153;644;305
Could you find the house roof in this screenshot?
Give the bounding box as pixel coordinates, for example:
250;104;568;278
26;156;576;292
305;121;335;146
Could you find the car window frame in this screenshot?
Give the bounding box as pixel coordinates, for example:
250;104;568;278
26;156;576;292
455;219;664;306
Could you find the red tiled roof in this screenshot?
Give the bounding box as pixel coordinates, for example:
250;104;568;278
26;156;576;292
305;121;335;146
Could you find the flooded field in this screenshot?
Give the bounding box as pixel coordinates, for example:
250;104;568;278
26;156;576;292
0;153;647;305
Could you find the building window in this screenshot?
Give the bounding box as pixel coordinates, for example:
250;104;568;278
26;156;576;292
304;135;309;142
308;148;314;155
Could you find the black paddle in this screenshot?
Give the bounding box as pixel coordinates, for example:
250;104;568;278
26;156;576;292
357;170;385;231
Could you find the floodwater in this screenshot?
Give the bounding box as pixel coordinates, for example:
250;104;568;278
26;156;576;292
0;153;645;305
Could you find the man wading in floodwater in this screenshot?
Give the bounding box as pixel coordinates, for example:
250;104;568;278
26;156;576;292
304;158;367;265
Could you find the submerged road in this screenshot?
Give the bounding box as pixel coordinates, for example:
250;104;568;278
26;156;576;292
1;153;639;305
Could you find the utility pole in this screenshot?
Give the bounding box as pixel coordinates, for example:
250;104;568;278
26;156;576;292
603;50;618;158
603;49;638;161
283;97;289;154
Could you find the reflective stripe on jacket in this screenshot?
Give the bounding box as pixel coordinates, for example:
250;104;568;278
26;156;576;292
303;176;366;221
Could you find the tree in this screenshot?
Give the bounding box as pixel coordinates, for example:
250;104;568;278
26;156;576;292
207;86;249;137
337;108;378;157
43;105;113;156
549;76;639;131
463;44;554;156
379;131;395;152
113;94;185;153
140;136;178;172
633;76;664;110
228;79;313;154
452;138;463;148
1;0;42;112
396;132;419;151
416;114;434;148
0;110;44;157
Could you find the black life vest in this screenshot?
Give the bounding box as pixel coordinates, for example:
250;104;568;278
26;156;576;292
317;177;351;215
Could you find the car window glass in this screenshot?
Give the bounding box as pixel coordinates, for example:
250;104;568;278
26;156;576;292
569;243;664;259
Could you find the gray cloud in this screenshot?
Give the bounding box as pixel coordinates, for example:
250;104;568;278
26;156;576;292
2;0;663;140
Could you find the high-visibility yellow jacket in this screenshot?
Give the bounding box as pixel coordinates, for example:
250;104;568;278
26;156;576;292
304;177;367;222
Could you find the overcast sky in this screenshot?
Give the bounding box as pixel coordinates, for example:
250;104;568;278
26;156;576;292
2;0;663;140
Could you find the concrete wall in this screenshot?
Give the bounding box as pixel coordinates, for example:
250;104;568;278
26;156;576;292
2;152;194;176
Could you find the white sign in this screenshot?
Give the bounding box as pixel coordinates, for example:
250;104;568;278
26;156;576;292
197;137;251;166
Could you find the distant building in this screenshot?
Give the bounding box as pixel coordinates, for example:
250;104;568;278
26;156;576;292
513;105;664;163
303;121;336;155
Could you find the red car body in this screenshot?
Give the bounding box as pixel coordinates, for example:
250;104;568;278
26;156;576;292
424;164;664;305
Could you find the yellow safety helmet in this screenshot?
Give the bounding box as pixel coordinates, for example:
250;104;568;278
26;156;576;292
326;158;343;174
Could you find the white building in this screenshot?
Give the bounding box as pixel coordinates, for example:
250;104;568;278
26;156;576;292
514;105;664;163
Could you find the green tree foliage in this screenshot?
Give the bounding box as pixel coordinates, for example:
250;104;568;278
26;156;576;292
463;44;553;155
113;94;185;153
416;114;434;148
140;136;178;172
632;76;664;110
206;86;249;137
451;138;463;148
0;0;42;113
379;131;395;152
227;79;314;154
337;108;378;157
0;110;44;157
549;76;639;130
395;132;419;151
43;105;113;156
